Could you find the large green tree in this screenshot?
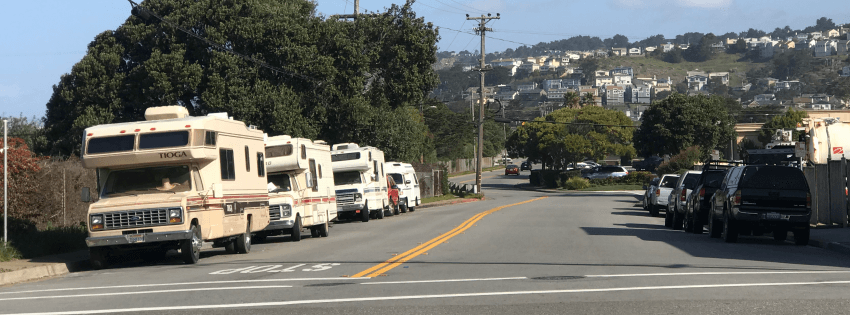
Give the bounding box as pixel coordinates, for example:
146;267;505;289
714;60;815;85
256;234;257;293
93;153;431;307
757;108;808;145
633;93;735;158
507;106;634;169
42;0;438;162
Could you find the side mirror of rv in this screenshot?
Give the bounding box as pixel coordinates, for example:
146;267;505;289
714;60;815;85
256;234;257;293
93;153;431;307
211;183;224;199
306;172;314;188
405;180;411;184
391;184;399;190
81;187;91;203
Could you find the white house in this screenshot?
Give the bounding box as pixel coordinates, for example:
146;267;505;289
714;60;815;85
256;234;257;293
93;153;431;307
814;40;837;57
628;47;642;56
841;66;850;77
661;43;675;53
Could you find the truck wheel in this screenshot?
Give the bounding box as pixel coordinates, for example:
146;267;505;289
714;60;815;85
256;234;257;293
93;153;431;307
310;227;319;238
235;222;251;254
291;215;302;242
673;209;684;230
683;209;693;232
773;228;788;242
182;224;202;264
664;207;673;228
394;204;401;215
89;247;109;270
691;212;703;234
224;240;236;254
377;206;385;219
361;205;370;222
722;211;738;243
319;221;329;237
400;203;408;213
708;210;722;238
649;205;658;217
793;226;810;245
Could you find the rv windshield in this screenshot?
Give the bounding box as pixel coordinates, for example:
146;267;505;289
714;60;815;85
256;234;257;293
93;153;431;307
267;173;292;193
334;171;362;185
102;165;191;197
389;173;404;184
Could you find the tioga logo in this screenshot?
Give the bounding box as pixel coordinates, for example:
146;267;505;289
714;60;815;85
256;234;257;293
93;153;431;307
159;151;188;158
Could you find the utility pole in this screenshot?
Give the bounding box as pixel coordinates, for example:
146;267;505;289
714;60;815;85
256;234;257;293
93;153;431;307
3;119;6;247
336;0;360;19
467;13;499;194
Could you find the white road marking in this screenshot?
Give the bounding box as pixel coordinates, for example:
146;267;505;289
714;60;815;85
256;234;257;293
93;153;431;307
11;280;850;314
0;285;292;302
362;277;527;285
0;278;365;296
585;270;850;278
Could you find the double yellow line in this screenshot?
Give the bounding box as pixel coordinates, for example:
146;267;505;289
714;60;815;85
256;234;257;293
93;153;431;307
351;196;548;278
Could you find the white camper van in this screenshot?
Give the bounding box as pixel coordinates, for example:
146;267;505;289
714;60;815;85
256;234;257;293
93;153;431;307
80;106;270;268
331;143;389;222
261;135;337;242
385;162;421;213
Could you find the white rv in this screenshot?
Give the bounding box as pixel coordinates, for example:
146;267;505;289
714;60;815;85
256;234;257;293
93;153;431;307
385;162;421;213
261;135;337;241
80;106;270;268
331;143;389;222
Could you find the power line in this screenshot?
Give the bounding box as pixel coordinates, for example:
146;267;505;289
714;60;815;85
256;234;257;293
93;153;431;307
444;20;467;51
126;0;316;83
425;0;476;15
412;1;466;15
446;0;485;13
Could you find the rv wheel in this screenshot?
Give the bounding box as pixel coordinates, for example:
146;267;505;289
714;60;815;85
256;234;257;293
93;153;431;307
377;207;385;219
393;204;400;215
224;240;236;254
181;224;202;264
291;215;302;242
399;202;407;213
235;222;251;254
319;221;329;237
310;227;319;238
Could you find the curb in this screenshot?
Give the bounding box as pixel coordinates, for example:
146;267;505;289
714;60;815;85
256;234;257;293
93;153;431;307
808;238;850;256
0;259;88;287
418;197;484;210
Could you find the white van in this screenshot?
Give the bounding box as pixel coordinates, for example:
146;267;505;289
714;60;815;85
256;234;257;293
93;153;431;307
331;143;389;222
385;162;421;213
261;135;337;242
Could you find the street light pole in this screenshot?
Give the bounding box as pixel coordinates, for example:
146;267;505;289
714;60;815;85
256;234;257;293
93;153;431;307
3;119;7;247
467;13;499;194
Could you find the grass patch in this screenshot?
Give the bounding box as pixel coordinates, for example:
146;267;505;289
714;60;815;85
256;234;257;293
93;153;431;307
0;243;23;262
0;225;88;262
422;192;484;204
576;184;644;191
449;166;504;178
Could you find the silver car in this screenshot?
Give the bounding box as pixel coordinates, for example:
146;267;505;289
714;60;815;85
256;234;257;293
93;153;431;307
649;174;679;217
584;166;629;180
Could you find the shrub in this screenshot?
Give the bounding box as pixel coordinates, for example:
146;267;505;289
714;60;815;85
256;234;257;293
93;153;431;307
529;170;541;186
564;177;591;190
619;171;654;185
540;170;561;188
562;169;583;180
656;146;701;176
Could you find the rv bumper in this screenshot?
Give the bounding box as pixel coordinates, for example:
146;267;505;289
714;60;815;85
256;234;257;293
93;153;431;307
264;219;295;230
338;203;366;212
86;229;193;248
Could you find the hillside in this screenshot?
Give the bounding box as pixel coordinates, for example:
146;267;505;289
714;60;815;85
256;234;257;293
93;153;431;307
597;53;766;88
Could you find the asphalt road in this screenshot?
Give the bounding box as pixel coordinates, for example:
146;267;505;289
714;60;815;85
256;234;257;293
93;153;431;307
3;168;850;314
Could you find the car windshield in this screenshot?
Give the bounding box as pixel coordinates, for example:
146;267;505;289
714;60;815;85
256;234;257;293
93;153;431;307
389;173;404;184
102;165;191;197
682;174;701;189
740;166;808;190
507;165;518;168
660;176;679;188
334;171;362;185
267;173;292;193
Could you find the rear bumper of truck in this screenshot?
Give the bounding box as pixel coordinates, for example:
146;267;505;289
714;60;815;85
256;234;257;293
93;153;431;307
86;229;193;248
731;206;810;225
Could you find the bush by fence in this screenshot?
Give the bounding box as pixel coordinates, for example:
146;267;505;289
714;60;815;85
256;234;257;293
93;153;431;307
564;177;590;190
655;146;700;176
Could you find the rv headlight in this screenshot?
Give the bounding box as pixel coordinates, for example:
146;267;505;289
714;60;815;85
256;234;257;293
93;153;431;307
169;208;183;223
354;193;363;202
281;204;292;217
90;215;104;230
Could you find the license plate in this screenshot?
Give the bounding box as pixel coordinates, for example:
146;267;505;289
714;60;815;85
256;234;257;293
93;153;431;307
765;212;781;220
125;234;145;243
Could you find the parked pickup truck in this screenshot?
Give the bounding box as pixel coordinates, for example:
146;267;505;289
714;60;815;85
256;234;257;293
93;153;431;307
708;165;811;245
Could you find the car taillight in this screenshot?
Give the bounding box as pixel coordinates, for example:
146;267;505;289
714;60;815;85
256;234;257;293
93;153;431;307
655;189;660;196
733;190;741;206
807;193;811;208
699;188;705;197
680;189;687;201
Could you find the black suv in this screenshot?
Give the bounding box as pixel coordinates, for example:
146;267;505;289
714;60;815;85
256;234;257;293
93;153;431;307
683;169;727;234
708;165;811;244
521;161;531;171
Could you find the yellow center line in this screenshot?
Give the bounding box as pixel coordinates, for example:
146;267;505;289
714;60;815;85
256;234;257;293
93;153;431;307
351;196;548;278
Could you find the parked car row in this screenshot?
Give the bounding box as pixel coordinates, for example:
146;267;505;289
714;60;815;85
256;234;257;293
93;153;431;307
642;164;812;245
79;106;423;268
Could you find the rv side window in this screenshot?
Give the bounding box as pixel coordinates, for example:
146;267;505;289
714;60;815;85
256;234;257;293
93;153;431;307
193;167;204;191
245;146;250;172
220;148;236;180
318;164;323;179
373;161;379;181
205;131;217;146
139;131;189;149
257;153;265;177
301;145;307;159
309;159;318;191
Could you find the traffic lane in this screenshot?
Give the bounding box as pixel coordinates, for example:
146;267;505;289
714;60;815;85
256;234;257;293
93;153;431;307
7;272;850;314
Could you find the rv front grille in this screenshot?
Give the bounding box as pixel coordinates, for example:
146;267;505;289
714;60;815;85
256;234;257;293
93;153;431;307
269;205;282;221
337;193;356;206
103;208;175;230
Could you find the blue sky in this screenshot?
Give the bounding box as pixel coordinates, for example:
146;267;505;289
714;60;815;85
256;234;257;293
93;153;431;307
1;0;848;120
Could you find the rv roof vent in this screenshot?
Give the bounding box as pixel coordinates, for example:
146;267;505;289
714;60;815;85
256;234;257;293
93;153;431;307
332;143;359;151
145;106;190;121
207;113;229;119
314;140;327;145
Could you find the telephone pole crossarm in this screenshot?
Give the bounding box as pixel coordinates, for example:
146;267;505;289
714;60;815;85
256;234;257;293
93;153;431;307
465;13;499;195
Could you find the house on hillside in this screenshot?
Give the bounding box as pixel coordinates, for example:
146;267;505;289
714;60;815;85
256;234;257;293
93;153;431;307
601;85;625;105
842;65;850;77
611;48;627;56
494;85;518;101
815;40;838;57
628;47;642;56
644;46;657;53
610;67;634;77
810;31;824;40
595;76;613;86
661;43;675;52
613;74;632;85
775;80;802;92
626;84;653;104
796;38;817;51
827;29;841;38
518;88;546;101
708;72;730;85
687;71;708;91
595;70;609;77
519;61;540;73
794;33;809;41
837;40;850;56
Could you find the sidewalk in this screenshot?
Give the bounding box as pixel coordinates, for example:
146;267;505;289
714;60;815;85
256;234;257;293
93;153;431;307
0;250;89;287
516;183;850;257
